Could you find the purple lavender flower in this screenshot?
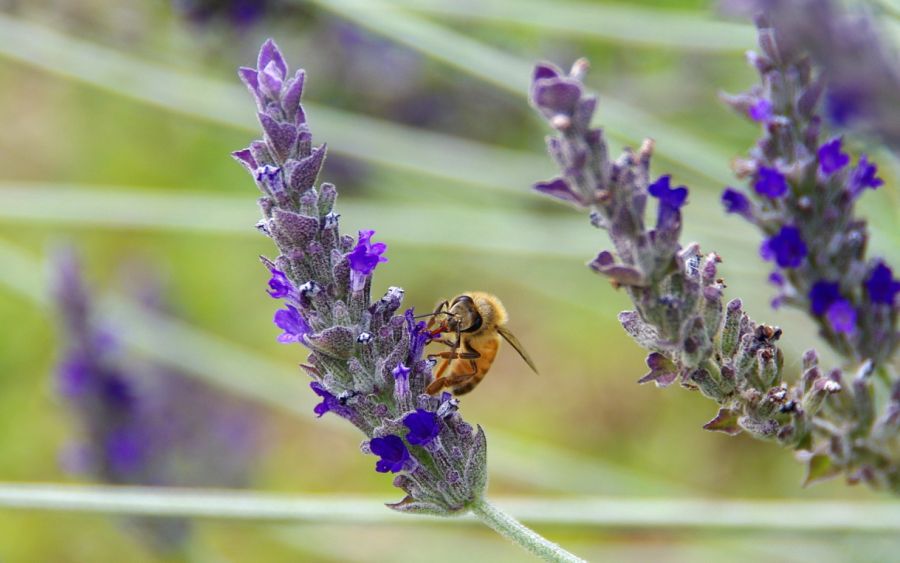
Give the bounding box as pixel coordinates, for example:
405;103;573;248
236;40;488;516
848;155;884;198
866;262;900;305
721;187;752;218
348;229;388;292
370;435;412;473
826;299;857;334
817;138;850;175
266;266;294;299
713;14;899;489
748;98;773;121
754;166;788;198
648;175;688;230
403;409;441;446
530;54;900;493
722;13;898;369
174;0;270;28
760;226;807;268
53;249;263;553
273;304;309;344
809;280;842;316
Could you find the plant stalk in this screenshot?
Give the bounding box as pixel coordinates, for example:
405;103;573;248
469;497;586;563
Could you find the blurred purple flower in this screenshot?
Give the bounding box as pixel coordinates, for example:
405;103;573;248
754;166;788;198
826;299;857;335
809;280;842;316
866;262;900;305
748;98;773;121
848;155;884;198
722;188;752;217
760;226;807;268
817;138;850;175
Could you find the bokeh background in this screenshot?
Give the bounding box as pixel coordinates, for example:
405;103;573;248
0;0;899;561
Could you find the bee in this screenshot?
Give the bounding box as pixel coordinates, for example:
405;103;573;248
424;292;538;395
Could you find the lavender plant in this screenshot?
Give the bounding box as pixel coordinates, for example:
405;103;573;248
233;39;584;562
54;249;263;553
528;26;899;490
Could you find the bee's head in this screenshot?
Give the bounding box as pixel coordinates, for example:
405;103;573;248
448;295;483;333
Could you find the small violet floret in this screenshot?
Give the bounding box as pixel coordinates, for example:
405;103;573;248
348;229;388;292
826;300;857;335
754;166;788;198
760;226;807;268
748;98;773;122
311;382;336;417
848;155;884;199
866;262;900;305
403;409;441;446
809;281;842;316
817;138;850;176
370;435;411;473
721;188;751;217
648;175;688;229
273;304;309;344
267;267;293;299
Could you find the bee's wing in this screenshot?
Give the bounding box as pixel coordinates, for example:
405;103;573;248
497;326;539;375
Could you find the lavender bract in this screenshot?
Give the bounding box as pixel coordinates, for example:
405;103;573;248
530;53;900;491
234;40;487;515
53;250;262;552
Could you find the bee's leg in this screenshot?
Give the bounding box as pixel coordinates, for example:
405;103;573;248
427;370;480;395
425;350;481;395
434;358;451;379
427;350;479;361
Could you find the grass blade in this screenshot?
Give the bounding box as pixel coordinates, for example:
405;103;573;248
0;13;551;194
2;483;899;531
306;0;737;186
385;0;756;52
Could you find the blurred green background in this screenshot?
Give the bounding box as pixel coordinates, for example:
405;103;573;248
0;0;898;561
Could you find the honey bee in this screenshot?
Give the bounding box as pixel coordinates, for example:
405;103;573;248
424;292;538;395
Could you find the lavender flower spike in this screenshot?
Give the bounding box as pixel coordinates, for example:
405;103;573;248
720;14;898;368
530;54;900;493
235;39;487;517
53;249;262;553
236;40;586;562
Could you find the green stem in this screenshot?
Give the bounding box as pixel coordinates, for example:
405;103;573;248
470;498;586;563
